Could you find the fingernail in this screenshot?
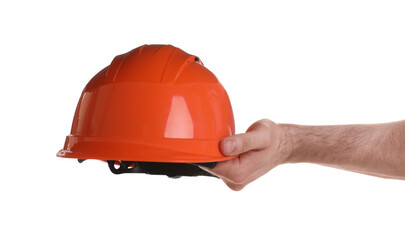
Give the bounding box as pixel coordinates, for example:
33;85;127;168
224;139;235;155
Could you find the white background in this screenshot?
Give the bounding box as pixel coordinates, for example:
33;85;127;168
1;0;404;239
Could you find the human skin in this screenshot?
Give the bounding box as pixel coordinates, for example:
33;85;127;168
200;119;405;191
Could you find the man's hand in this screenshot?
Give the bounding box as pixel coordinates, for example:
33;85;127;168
200;119;291;191
201;119;405;191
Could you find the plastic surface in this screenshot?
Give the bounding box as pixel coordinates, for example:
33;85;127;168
57;44;236;163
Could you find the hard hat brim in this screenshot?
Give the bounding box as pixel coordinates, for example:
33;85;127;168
57;135;237;163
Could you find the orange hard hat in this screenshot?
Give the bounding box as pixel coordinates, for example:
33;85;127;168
57;44;236;177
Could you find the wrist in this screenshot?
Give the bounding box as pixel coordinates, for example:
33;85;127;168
279;123;301;164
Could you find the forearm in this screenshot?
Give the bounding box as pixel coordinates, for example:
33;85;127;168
281;121;405;179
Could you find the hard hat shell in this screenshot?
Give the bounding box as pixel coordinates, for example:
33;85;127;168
57;44;236;164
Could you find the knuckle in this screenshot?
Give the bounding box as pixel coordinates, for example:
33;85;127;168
240;135;251;151
258;119;277;143
257;119;275;131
